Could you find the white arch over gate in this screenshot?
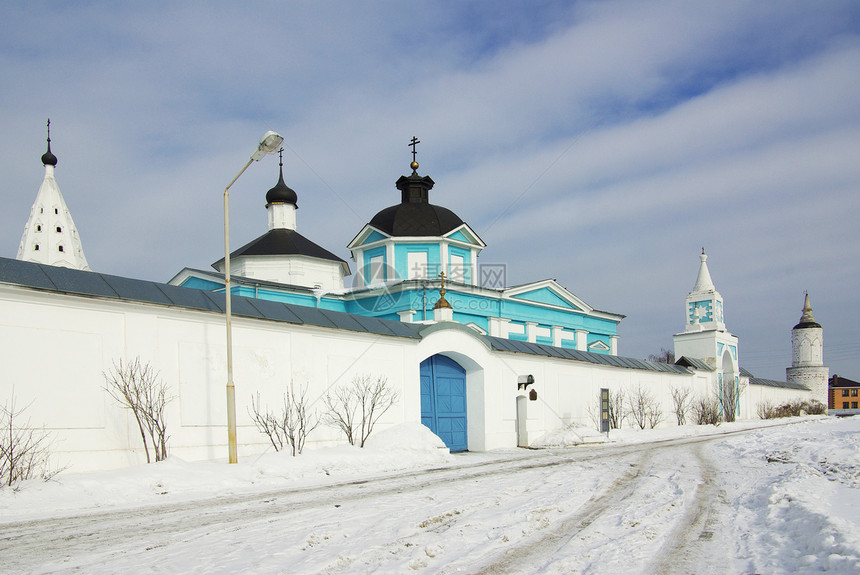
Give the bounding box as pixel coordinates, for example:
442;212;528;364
417;324;493;451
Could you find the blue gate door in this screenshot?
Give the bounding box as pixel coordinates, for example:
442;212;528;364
420;355;467;452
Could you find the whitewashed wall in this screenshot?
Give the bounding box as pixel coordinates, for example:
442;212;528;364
0;282;812;474
0;284;416;472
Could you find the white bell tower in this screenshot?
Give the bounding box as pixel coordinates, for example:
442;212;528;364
786;293;829;407
16;120;90;271
674;250;740;413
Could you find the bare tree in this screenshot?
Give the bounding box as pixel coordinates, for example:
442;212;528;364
647;348;676;364
625;384;662;429
693;395;721;425
607;388;626;429
249;384;320;456
670;386;693;425
323;374;399;447
103;358;172;463
646;400;664;429
720;377;746;423
1;391;59;487
588;388;627;430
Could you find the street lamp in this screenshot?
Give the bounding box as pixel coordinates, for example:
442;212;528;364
224;130;283;464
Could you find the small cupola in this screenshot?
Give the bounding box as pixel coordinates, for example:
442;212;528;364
368;138;464;237
265;149;298;207
266;148;298;231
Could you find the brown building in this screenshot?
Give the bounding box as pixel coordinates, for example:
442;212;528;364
829;375;860;411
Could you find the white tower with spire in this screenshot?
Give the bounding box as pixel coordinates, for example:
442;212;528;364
674;250;740;413
16;121;90;271
786;293;828;407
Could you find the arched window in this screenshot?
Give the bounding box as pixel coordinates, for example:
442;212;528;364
799;338;812;363
56;226;62;233
34;244;40;251
58;245;64;252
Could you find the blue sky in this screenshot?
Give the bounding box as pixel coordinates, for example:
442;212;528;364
1;1;858;380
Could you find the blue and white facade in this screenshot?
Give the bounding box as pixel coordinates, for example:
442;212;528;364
171;160;624;355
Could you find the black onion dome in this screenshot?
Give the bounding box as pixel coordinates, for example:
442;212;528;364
794;319;822;330
368;171;464;236
41;140;58;167
265;165;297;206
369;203;464;236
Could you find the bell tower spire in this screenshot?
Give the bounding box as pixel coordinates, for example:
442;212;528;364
16;120;90;270
682;249;725;332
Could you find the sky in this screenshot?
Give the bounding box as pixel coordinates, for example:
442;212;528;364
1;1;858;381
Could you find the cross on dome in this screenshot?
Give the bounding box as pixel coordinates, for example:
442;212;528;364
409;136;420;172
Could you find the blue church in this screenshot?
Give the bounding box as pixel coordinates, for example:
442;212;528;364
169;145;624;355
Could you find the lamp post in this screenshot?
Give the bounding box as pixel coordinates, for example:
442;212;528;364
224;130;283;464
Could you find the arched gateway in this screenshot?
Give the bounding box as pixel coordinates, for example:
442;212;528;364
420;354;467;451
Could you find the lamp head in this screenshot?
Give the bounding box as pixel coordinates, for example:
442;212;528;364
250;130;284;161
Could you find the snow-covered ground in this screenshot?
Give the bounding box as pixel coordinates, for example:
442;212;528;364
1;417;858;574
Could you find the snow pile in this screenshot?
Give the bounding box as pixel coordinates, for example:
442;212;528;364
0;422;452;522
529;424;604;447
712;418;860;572
530;415;824;448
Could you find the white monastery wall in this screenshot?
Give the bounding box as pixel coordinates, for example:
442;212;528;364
0;284;414;472
0;281;813;474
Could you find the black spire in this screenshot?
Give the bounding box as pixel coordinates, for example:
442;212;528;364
41;119;58;167
265;148;298;207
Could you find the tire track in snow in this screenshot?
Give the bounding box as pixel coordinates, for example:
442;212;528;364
0;448;643;573
0;429;766;573
463;435;744;575
647;442;730;575
464;450;653;575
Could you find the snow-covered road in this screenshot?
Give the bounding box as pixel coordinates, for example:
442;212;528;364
2;418;859;574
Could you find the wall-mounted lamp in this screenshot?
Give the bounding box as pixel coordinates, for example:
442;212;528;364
518;375;535;390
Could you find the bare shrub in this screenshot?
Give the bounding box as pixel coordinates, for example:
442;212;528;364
249;384;320;456
1;392;60;487
103;358;172;463
693;395;721;426
323;374;399;447
587;389;626;431
671;386;693;425
626;385;663;430
607;388;626;429
803;400;827;415
760;399;827;419
757;400;777;420
646;401;664;429
720;378;746;423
